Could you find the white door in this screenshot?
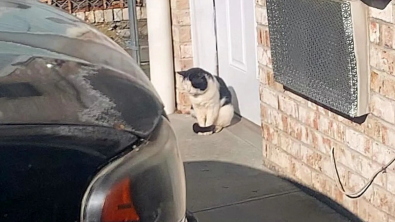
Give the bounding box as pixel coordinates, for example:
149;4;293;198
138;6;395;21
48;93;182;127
215;0;260;125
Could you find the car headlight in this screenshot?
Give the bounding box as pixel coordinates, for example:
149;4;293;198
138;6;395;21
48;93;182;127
80;118;187;222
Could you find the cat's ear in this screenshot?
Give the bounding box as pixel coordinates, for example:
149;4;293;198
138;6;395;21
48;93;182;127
177;71;188;78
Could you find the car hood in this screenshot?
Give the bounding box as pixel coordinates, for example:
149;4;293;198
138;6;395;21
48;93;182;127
0;0;164;138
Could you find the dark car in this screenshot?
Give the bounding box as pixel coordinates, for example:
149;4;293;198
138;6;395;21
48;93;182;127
0;1;192;222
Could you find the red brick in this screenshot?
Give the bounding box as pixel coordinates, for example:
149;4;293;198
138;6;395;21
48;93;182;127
364;116;386;143
300;145;332;176
307;101;318;111
359;159;386;187
280;114;289;133
262;139;269;158
284;91;307;105
172;26;191;43
381;24;394;48
289;158;312;184
174;58;193;71
332;164;349;189
372;141;395;165
371;70;382;93
268;145;292;171
332;146;384;185
382;75;395;99
266;106;288;131
345;128;371;156
262;123;279;145
279;133;300;158
318;115;332;136
259;66;275;86
386;171;395;195
298;106;319;129
370;46;394;75
348;172;368;193
257;46;272;68
370;21;380;44
359;199;389;222
383;24;394;49
260;103;268;123
310;130;332;154
255;5;268;25
346;153;386;187
332;120;346;142
336;114;364;132
317;106;331;117
312;172;333;197
317;115;345;142
260;85;278;108
370;93;395;124
171;10;191;26
279;95;298;119
173;41;181;59
288;118;311;144
272;81;284;92
257;24;270;47
265;106;280;125
364;185;395;215
180;43;193;58
332;186;344;204
340;192;359;213
171;0;189;10
256;0;266;7
382;127;395;148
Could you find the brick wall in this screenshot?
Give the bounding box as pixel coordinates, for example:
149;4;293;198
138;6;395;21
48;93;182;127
171;0;193;114
41;0;150;75
73;8;135;48
258;1;395;221
73;7;150;74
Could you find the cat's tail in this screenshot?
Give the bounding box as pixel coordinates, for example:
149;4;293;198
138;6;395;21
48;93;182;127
192;123;215;134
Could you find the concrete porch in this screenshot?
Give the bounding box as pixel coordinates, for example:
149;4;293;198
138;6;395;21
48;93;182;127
169;114;353;222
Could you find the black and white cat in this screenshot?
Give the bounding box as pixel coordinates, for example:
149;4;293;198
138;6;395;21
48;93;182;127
177;68;234;135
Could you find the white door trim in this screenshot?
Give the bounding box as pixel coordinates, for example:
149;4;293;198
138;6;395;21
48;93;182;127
189;0;218;75
214;0;260;125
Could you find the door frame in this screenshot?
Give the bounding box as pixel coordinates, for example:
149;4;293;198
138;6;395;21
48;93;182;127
189;0;218;75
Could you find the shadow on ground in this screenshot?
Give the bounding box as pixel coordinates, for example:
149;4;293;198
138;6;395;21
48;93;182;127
185;161;362;222
170;114;361;222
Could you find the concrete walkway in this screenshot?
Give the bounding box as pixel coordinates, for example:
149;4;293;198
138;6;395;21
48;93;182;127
169;114;351;222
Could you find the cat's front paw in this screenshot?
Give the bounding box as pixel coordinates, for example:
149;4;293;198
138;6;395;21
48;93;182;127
197;131;213;136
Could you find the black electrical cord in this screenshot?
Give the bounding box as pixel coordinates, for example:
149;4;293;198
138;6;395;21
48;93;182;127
331;147;395;198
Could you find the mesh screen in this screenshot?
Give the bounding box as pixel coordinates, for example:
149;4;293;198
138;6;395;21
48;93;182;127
266;0;358;117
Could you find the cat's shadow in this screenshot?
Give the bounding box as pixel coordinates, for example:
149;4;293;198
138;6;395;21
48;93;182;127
228;86;241;126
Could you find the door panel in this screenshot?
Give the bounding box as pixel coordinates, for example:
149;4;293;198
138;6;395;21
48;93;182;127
215;0;260;125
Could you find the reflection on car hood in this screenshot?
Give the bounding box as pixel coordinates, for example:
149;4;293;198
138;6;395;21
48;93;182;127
0;0;164;137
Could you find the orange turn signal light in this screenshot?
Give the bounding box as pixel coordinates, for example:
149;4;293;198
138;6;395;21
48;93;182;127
101;178;140;222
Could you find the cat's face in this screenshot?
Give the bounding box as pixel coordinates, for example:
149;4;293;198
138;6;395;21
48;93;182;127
178;69;209;95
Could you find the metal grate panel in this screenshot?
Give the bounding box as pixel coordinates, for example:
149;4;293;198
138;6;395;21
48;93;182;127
266;0;359;116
